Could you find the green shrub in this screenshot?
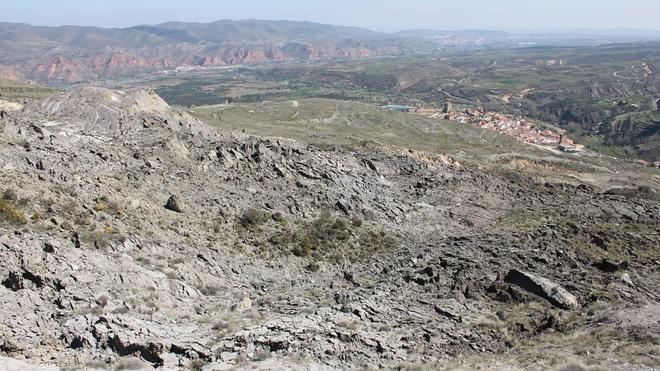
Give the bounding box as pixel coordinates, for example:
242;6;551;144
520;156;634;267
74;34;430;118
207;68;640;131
94;202;108;212
1;188;18;201
103;226;119;234
292;245;306;257
0;199;27;224
253;350;271;361
306;261;320;272
274;211;398;263
114;357;144;370
188;359;209;371
351;216;363;227
238;208;270;228
94;196;122;215
198;284;220;296
272;212;286;223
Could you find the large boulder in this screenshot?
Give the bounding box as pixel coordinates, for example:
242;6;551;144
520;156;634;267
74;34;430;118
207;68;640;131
164;195;186;213
504;269;579;309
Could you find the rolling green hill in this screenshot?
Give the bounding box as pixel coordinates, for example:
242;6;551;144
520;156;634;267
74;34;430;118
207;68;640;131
0;79;57;102
189;98;642;176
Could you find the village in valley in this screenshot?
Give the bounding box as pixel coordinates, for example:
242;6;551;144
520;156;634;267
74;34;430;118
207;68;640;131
385;102;586;153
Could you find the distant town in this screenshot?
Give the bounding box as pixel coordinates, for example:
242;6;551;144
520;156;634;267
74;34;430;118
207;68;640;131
384;103;660;168
384;103;585;151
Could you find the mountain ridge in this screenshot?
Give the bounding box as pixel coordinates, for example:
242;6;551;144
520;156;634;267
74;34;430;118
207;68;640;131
0;19;430;83
4;19;660;84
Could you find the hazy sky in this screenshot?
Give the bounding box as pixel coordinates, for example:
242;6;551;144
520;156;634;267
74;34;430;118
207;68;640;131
2;0;659;31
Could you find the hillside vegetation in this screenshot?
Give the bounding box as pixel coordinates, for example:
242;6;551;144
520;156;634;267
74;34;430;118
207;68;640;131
190;98;650;180
0;79;57;102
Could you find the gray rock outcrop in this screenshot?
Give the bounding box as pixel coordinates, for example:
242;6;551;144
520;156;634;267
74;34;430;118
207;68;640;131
165;195;186;213
504;269;579;309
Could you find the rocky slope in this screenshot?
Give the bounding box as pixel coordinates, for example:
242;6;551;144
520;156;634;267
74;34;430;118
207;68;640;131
0;88;658;370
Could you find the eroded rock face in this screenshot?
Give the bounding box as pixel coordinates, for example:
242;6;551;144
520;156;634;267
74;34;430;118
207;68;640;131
0;88;657;370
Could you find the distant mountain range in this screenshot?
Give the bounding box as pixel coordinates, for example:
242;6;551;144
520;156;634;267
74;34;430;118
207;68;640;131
0;20;420;83
0;20;659;84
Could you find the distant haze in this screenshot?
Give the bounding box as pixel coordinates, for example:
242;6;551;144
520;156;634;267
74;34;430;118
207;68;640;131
4;0;660;31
